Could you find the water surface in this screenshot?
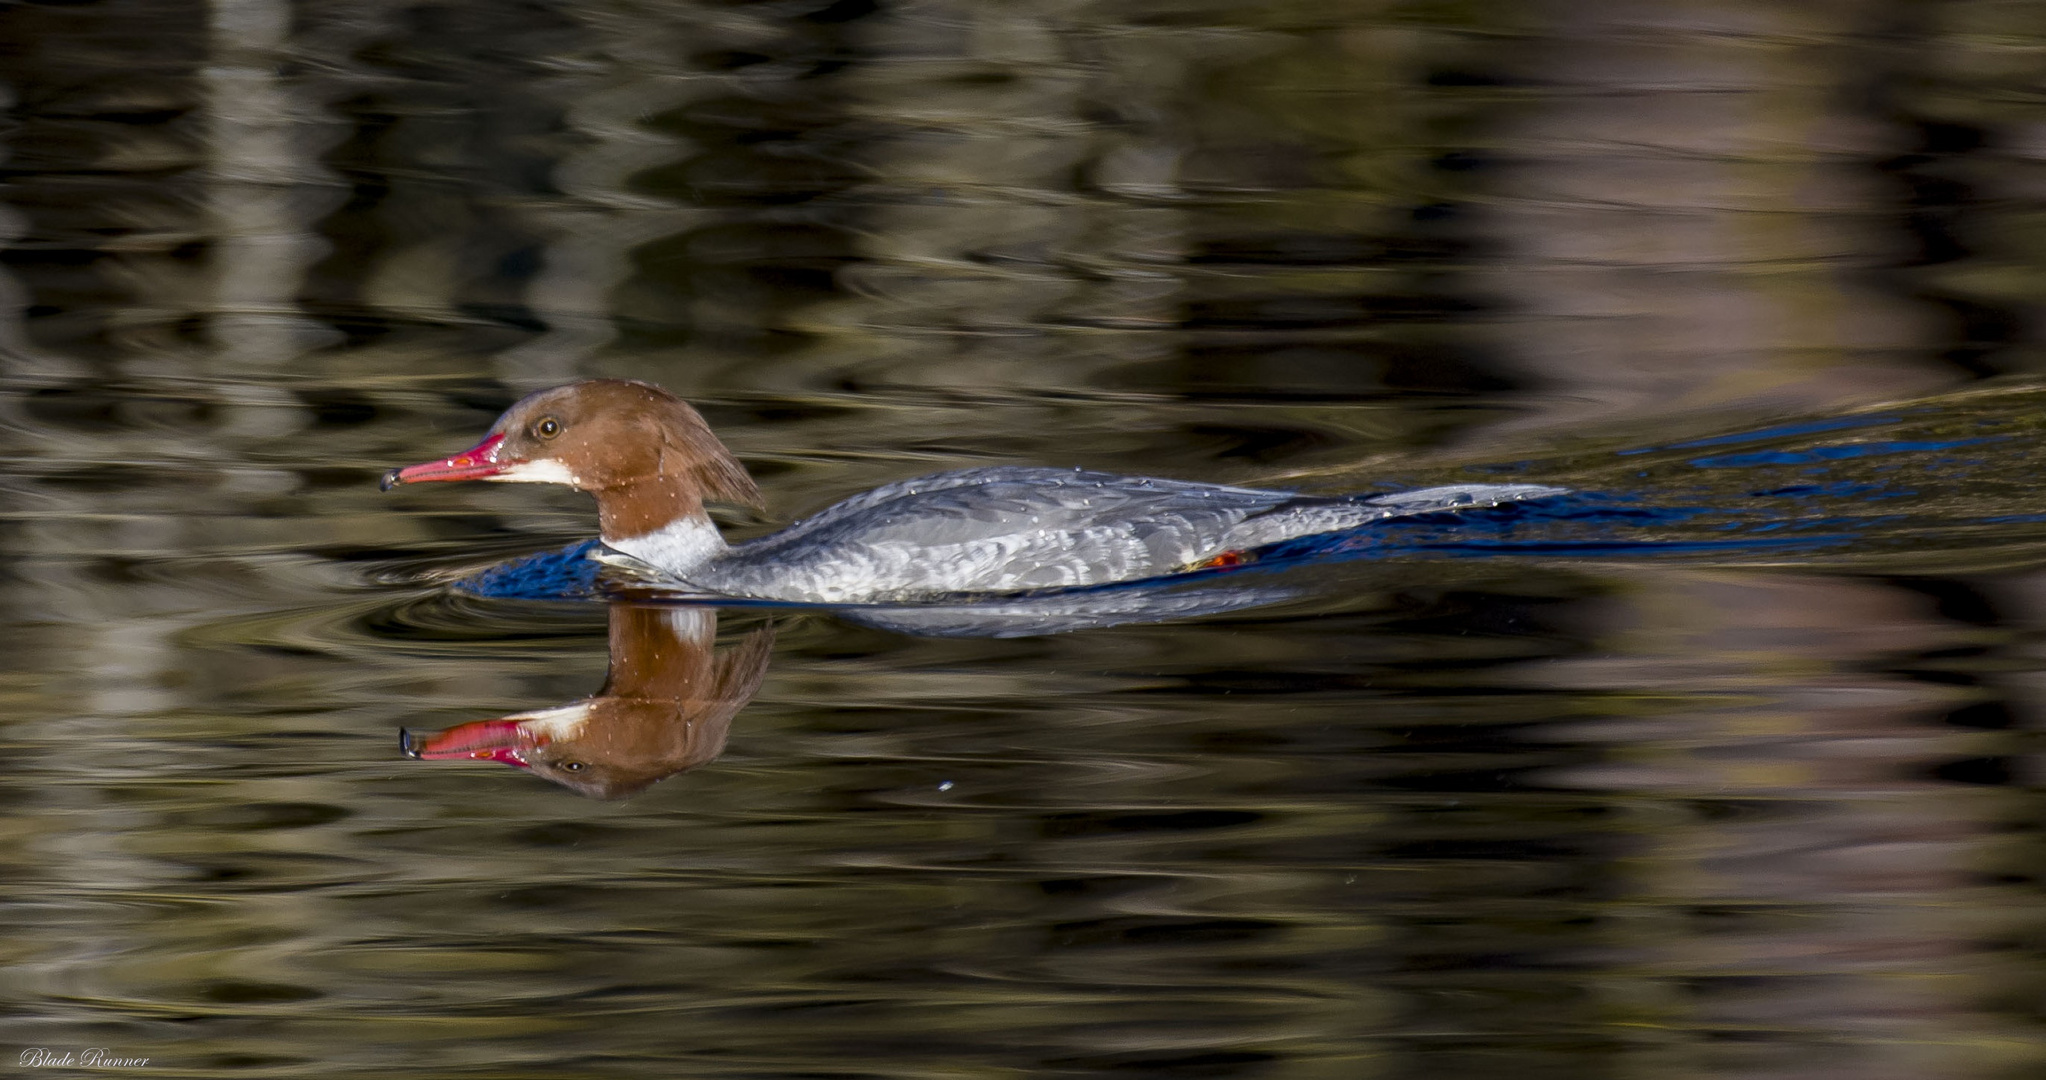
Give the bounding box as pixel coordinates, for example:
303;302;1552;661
4;2;2046;1078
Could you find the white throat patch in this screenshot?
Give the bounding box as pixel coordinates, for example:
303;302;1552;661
606;516;728;576
488;459;581;486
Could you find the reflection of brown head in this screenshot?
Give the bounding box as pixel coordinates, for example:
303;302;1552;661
402;605;773;799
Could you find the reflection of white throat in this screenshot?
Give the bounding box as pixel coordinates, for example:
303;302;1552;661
606;516;728;576
662;607;714;646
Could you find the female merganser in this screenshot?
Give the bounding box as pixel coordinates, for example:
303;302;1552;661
383;379;1563;601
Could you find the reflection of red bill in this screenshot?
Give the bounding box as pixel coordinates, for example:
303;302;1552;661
1191;550;1247;570
399;719;538;769
381;432;507;490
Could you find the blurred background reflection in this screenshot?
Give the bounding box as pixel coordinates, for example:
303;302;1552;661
2;1;2046;1077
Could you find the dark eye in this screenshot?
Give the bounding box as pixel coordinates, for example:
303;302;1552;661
535;417;562;439
560;760;585;772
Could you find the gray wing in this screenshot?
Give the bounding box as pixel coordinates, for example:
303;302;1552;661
703;467;1294;600
751;467;1285;544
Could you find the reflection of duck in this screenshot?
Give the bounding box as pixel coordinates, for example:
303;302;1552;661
384;379;1562;602
400;605;772;799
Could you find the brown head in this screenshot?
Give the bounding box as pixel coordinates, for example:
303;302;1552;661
383;379;759;541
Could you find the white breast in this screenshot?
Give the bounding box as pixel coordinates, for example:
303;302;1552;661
606;516;729;576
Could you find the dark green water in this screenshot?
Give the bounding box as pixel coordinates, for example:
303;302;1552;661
5;2;2046;1077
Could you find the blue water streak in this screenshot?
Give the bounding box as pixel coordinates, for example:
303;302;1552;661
1689;436;2003;468
1617;414;1901;455
461;540;605;600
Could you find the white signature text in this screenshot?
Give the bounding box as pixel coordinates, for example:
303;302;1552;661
19;1048;150;1068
